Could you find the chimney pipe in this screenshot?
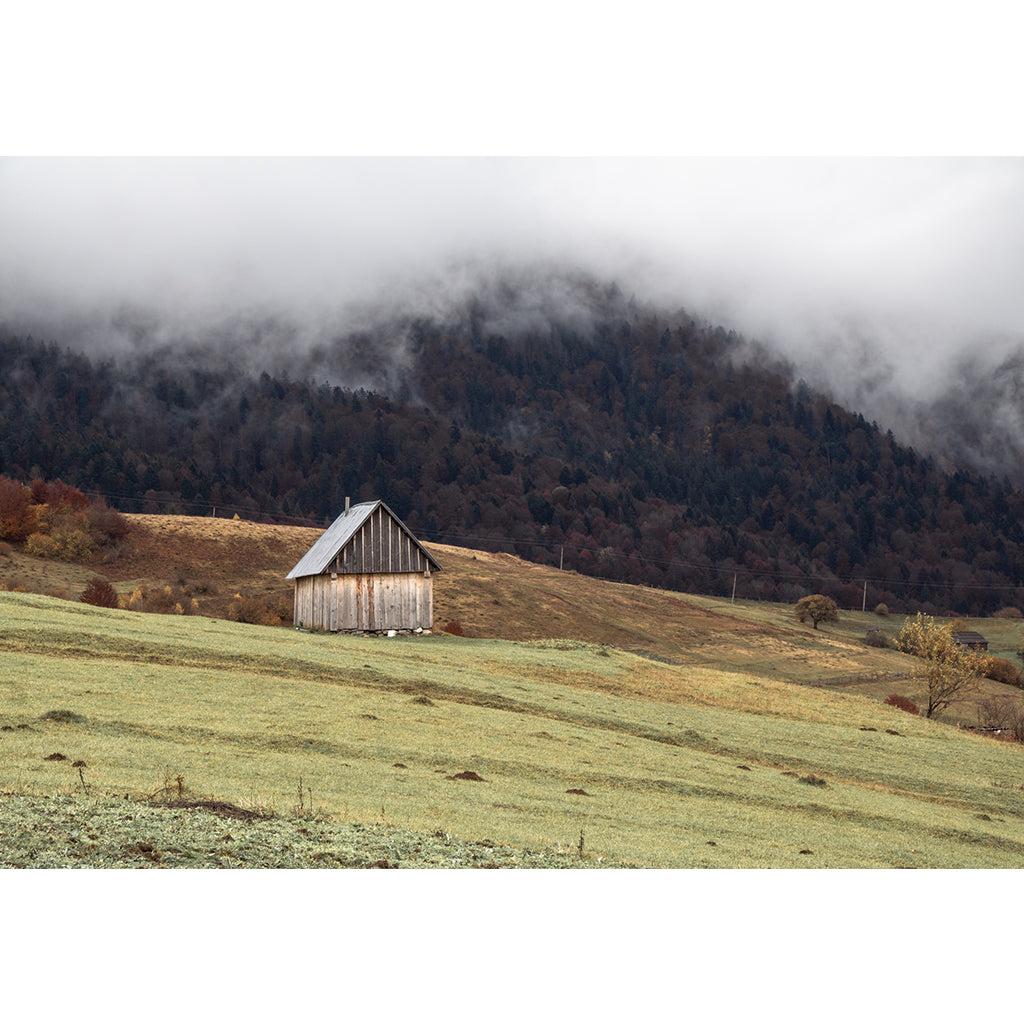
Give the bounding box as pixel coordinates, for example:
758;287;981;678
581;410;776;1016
345;496;350;512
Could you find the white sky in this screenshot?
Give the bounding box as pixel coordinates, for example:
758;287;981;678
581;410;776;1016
2;5;1022;399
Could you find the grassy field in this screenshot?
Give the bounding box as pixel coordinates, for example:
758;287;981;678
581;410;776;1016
4;586;1024;867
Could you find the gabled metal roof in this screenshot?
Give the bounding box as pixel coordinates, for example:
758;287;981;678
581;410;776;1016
286;500;441;579
952;630;989;646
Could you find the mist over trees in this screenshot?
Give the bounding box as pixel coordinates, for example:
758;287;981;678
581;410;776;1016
4;287;1024;616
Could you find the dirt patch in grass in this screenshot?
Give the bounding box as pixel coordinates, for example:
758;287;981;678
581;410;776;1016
154;799;273;823
40;710;87;724
798;774;828;787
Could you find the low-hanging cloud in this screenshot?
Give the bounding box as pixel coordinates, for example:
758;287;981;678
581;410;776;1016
3;156;1023;469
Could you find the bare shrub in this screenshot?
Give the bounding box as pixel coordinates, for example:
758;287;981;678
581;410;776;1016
98;540;130;564
81;577;120;608
143;586;178;613
228;594;282;627
885;693;920;715
1008;703;1024;741
86;498;131;544
977;696;1021;733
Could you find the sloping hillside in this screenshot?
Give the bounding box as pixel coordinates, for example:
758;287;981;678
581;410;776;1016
6;511;1024;712
3;512;914;679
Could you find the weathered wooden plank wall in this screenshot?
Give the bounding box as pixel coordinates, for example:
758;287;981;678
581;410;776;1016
292;571;433;631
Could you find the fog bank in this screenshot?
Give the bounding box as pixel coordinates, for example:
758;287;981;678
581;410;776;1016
3;156;1023;474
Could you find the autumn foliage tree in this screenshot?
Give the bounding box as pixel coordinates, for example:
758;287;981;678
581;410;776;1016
0;478;35;541
795;594;839;630
0;475;129;557
895;612;988;718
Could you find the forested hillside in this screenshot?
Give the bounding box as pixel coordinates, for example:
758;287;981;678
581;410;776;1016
4;288;1024;615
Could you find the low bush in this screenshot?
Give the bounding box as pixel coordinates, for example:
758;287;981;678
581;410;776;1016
444;620;467;636
865;628;890;648
126;584;199;615
25;533;58;558
228;594;282;627
885;694;920;715
51;527;94;561
983;657;1021;689
993;607;1023;619
874;603;890;617
81;577;120;608
86;499;131;544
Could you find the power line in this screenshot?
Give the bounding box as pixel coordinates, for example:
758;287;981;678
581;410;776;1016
425;526;1024;597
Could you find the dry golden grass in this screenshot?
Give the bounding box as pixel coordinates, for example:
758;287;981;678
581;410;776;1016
5;512;1021;708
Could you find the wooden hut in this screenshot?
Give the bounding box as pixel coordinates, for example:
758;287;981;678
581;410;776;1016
287;499;441;633
952;630;989;652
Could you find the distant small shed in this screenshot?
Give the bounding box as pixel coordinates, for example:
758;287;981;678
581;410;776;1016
953;630;989;652
287;499;441;633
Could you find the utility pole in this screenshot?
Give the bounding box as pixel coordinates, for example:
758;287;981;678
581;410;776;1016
862;579;867;613
732;573;737;603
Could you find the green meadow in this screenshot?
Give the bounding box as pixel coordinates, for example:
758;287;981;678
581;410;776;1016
2;590;1024;867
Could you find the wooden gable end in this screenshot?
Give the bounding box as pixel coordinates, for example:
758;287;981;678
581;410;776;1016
330;503;433;575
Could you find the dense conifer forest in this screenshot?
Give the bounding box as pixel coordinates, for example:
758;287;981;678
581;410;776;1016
4;288;1024;615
